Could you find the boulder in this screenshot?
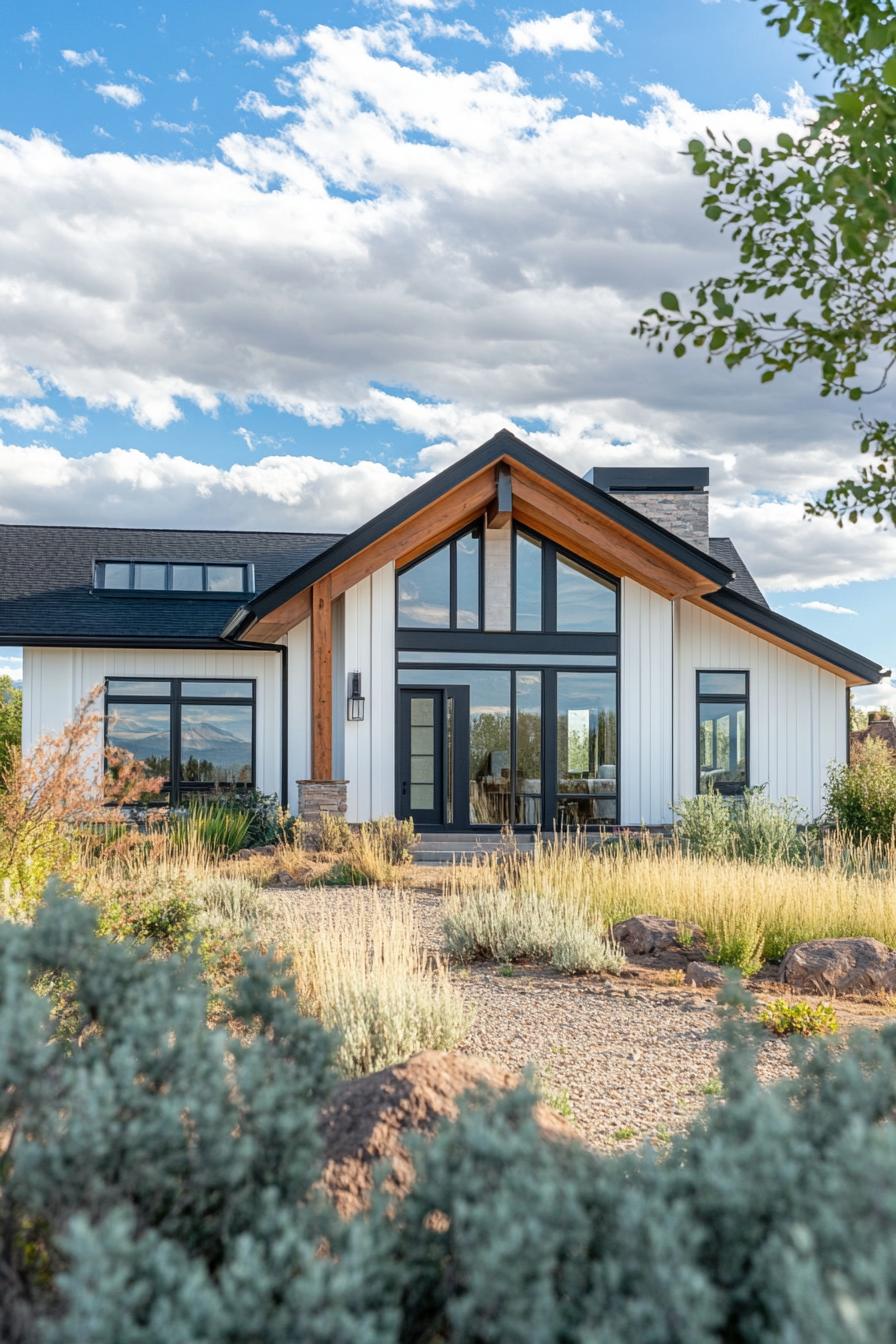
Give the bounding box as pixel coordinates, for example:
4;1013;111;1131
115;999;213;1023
685;961;726;989
779;937;896;996
318;1051;576;1218
611;914;704;957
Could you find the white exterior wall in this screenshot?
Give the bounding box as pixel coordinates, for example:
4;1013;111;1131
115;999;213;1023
340;561;396;822
619;578;674;826
674;600;848;818
22;645;283;797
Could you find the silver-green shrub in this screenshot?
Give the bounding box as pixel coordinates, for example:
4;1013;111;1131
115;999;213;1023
7;889;896;1342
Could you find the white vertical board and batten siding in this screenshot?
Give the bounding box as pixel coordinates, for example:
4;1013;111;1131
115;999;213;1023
619;578;674;826
341;561;396;822
22;645;283;796
674;600;847;817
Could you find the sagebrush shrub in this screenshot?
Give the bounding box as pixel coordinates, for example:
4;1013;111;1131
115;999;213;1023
11;893;896;1342
443;881;623;974
673;788;732;859
825;737;896;842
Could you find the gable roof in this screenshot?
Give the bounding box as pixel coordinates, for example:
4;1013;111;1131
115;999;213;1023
0;430;886;686
0;525;341;646
225;429;735;637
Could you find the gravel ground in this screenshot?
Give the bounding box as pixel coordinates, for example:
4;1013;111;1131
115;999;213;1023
279;875;896;1152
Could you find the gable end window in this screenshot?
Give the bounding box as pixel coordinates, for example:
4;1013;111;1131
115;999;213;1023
697;671;748;795
105;677;255;804
94;562;254;595
397;527;482;631
512;526;616;634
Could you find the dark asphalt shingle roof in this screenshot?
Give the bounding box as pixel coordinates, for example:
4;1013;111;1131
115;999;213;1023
708;537;768;607
0;525;344;644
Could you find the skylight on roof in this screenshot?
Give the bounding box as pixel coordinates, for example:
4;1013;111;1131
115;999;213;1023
94;561;254;595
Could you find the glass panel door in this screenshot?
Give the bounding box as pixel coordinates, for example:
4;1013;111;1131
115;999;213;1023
555;671;617;825
398;690;444;826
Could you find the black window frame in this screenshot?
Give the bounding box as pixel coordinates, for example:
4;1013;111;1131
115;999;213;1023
511;523;618;636
395;523;484;633
104;676;256;804
395;659;619;829
93;561;255;597
696;669;749;797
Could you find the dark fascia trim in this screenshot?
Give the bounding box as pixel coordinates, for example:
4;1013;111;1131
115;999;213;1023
231;430;734;637
4;634;276;650
703;589;889;684
586;467;709;493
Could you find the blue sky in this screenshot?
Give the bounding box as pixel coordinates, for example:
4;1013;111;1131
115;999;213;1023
0;0;893;701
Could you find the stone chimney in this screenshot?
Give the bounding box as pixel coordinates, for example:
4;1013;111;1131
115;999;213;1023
585;467;709;551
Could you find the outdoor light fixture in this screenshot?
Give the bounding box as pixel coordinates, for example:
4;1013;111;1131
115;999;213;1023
347;671;365;722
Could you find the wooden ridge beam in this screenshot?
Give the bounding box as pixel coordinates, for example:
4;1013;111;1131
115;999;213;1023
486;463;513;528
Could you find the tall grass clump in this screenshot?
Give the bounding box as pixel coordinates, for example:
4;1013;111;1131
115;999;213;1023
170;797;252;856
262;890;469;1076
449;833;896;972
826;736;896;842
443;874;623;974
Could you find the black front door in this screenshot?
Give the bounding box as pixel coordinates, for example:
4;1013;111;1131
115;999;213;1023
398;689;444;827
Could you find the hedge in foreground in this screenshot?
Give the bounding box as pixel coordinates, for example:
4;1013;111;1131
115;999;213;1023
5;889;896;1342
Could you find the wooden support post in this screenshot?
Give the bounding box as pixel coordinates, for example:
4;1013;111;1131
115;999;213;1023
487;462;513;528
311;575;333;780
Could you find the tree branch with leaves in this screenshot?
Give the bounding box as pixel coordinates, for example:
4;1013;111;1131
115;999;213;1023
634;0;896;525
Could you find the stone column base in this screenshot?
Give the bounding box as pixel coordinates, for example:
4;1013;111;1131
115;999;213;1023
296;780;348;820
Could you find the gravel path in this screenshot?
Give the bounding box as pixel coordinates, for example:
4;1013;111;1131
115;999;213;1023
276;876;896;1152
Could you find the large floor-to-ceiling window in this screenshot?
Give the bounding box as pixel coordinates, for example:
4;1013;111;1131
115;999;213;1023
395;522;618;828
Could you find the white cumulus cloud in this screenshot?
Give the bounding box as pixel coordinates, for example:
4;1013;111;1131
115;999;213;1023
95;83;143;108
507;9;617;55
61;48;106;67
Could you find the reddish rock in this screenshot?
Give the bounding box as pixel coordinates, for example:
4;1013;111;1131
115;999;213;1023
318;1050;576;1218
685;961;725;989
780;937;896;996
611;915;704;957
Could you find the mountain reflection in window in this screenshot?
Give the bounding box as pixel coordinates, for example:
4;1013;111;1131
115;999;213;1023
107;705;172;778
180;704;253;784
104;677;255;803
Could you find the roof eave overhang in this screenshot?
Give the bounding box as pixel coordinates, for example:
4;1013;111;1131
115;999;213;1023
229;430;734;640
700;589;888;686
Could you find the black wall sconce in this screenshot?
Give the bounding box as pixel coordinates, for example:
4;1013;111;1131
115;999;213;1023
347;671;365;722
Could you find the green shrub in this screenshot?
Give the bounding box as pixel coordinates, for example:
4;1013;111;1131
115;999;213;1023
95;881;197;955
759;998;839;1037
206;788;283;847
0;673;22;779
672;789;732;859
729;788;805;864
12;894;896;1342
825;737;896;842
675;786;806;866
